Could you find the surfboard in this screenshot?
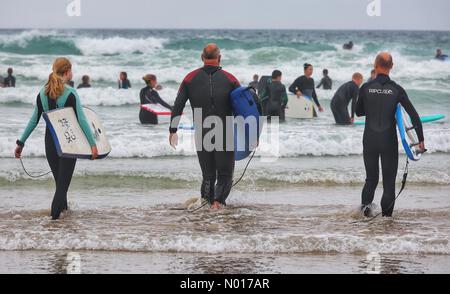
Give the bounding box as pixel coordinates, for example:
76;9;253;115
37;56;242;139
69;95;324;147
43;107;111;159
396;104;423;161
354;114;445;126
285;95;314;119
141;104;172;115
230;87;262;161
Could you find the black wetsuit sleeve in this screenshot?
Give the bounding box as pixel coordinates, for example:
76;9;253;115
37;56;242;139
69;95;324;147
170;81;189;133
65;93;79;118
316;78;323;89
312;85;320;108
154;91;173;110
356;84;366;117
288;77;301;94
139;88;146;104
398;87;424;142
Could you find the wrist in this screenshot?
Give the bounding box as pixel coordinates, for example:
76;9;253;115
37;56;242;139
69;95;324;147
16;140;24;147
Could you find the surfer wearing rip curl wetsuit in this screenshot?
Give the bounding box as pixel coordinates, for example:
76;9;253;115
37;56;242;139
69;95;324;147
169;44;240;210
356;52;425;218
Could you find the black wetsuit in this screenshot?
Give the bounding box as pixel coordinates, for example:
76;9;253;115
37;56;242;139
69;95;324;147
317;76;332;90
3;74;15;87
289;75;321;108
257;76;271;115
356;74;424;217
330;81;359;125
170;65;240;205
139;86;173;124
436;54;449;61
248;80;259;90
119;79;131;89
261;81;288;122
77;83;91;89
17;93;85;220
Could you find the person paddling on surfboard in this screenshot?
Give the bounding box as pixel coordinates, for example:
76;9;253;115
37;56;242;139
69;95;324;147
356;52;425;218
139;74;173;124
14;57;98;220
435;49;449;61
289;63;324;116
169;44;240;210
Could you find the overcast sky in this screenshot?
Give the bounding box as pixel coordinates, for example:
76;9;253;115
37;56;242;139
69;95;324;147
0;0;449;30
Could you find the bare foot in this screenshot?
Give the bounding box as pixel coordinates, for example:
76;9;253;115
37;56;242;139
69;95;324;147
211;201;222;210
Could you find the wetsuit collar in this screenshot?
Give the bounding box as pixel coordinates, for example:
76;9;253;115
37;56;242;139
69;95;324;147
202;65;221;75
374;73;391;85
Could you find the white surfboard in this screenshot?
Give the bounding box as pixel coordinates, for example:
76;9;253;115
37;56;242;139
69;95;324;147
43;107;111;159
285;95;314;119
141;104;172;116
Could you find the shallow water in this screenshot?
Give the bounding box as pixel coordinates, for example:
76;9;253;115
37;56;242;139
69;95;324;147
1;29;449;273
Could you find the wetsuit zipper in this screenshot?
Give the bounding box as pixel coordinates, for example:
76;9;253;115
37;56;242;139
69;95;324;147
209;74;215;113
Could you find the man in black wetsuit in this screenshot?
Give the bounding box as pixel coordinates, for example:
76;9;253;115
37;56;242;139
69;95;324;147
435;49;449;61
77;75;91;89
260;70;288;122
140;74;173;124
343;41;354;50
289;63;324;114
248;74;259;90
356;52;425;217
367;69;376;82
316;69;332;90
330;72;363;125
169;44;240;210
3;68;16;87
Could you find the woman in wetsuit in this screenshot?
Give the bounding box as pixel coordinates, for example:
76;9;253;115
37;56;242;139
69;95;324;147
15;57;98;220
289;63;324;114
139;74;173;124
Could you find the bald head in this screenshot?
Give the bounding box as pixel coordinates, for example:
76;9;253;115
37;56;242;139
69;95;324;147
375;52;393;70
202;43;221;60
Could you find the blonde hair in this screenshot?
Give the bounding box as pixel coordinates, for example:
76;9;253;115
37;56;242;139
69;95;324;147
45;57;72;99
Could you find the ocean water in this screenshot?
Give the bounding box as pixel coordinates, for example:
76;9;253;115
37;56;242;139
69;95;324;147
0;29;449;274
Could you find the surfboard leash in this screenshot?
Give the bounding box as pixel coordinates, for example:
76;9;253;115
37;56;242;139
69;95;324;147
354;158;409;224
188;149;257;213
19;157;52;178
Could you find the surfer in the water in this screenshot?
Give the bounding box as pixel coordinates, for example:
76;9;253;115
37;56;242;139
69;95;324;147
316;69;332;90
289;63;324;114
330;72;363;125
435;49;448;61
77;75;91;89
260;70;288;122
367;69;376;82
169;44;240;210
139;74;173;124
356;52;425;217
3;67;16;88
248;74;259;90
14;57;98;220
118;72;131;89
